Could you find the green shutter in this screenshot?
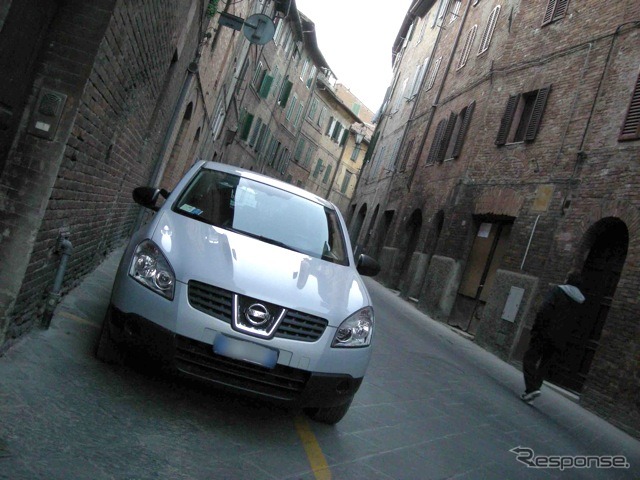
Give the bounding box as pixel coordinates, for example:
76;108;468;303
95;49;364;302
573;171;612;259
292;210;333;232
259;75;274;98
240;113;254;140
278;79;293;107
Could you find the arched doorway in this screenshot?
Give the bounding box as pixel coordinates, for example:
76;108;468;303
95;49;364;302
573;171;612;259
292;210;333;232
548;217;629;393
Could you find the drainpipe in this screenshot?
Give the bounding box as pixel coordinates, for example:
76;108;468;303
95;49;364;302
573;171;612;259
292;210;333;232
41;235;74;329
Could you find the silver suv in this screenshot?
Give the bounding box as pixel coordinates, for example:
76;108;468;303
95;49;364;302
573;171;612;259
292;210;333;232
97;161;380;424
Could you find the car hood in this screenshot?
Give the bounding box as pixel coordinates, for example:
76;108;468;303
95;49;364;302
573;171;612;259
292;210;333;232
149;211;370;324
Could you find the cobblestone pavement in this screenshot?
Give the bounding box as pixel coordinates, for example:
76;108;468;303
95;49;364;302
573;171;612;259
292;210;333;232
1;247;639;479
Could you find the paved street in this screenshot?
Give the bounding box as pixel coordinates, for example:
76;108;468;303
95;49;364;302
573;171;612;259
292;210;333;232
1;247;639;479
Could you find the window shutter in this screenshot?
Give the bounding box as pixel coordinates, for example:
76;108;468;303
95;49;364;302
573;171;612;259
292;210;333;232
496;94;520;146
363;131;379;163
240;113;254;140
427;119;447;164
339;128;349;146
326;117;335;136
525;85;551;142
438;112;457;162
479;6;500;54
248;117;262;146
259;75;273;98
278;78;293;107
458;25;477;69
620;71;640;141
452;101;475;158
543;0;569;26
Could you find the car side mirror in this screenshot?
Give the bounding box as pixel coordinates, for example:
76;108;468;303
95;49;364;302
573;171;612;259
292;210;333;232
356;254;381;277
132;187;169;211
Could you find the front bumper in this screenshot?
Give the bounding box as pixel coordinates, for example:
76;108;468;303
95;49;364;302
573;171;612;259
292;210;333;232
107;306;363;408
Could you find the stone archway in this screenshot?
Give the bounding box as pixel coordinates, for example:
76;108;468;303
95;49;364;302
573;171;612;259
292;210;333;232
547;217;629;393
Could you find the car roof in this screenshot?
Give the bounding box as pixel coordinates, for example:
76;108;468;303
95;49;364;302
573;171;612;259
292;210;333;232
198;161;337;210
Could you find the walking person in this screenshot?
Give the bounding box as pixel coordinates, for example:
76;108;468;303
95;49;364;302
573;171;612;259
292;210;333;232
521;271;586;402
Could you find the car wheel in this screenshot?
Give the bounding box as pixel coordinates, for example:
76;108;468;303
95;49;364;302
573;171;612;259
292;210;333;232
304;399;353;425
95;307;125;364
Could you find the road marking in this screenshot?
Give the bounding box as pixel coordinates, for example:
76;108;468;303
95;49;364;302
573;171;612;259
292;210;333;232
55;311;100;329
294;415;331;480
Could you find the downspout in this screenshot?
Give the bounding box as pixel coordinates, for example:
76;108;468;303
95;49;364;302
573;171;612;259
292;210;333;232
41;235;74;329
407;0;472;191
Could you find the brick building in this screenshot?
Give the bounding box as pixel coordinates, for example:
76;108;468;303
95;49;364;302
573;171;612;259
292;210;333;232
350;0;640;437
0;0;243;352
0;0;372;356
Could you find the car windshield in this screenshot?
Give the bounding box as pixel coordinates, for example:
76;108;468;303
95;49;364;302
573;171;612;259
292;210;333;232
173;168;349;265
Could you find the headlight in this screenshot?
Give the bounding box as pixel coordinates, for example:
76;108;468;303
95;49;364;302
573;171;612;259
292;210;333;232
129;239;175;300
332;307;374;348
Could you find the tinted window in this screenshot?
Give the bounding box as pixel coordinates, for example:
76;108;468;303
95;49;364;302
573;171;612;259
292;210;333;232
174;169;348;265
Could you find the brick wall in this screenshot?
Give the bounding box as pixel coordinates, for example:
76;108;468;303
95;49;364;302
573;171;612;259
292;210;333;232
2;0;206;346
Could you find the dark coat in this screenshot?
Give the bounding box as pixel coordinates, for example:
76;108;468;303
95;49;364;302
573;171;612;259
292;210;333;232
531;285;585;349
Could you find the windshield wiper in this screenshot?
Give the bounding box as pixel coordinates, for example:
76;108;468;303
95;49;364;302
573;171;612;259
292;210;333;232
227;228;305;254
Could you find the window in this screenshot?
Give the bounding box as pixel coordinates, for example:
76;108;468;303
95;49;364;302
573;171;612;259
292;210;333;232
258;73;273;98
542;0;570;26
304;144;315;167
619;70;640;141
318;106;327;127
426;57;442;91
239;110;254;141
496;86;551;145
248;117;262;147
273;19;284;44
458;25;477;70
427;101;476;163
351;143;362;161
450;0;462;23
340;171;353;193
307;66;316;88
479;6;500;54
436;0;451;26
410;59;428;98
252;62;265;89
399;139;414;171
278;76;293;107
322;164;332;184
313;159;323;178
294;102;304;128
294;137;306;161
254;123;267;152
308;97;318;121
300;58;310;81
417;16;428;43
286;95;297;121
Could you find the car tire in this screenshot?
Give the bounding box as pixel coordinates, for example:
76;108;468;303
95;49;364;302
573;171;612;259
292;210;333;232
95;307;125;365
304;399;353;425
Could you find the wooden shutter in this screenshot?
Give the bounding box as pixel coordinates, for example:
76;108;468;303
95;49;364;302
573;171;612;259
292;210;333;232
427;119;447;164
542;0;557;25
452;101;475;158
278;78;293;107
525;85;551;142
495;94;520;146
543;0;569;26
620;71;640;141
479;6;500;54
438;112;457;162
240;113;254;141
458;25;477;69
259;75;273;98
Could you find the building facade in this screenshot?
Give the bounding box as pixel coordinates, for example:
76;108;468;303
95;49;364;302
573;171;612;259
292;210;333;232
0;0;372;354
350;0;640;437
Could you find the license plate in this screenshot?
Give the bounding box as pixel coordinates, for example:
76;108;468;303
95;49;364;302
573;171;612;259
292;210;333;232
214;334;278;369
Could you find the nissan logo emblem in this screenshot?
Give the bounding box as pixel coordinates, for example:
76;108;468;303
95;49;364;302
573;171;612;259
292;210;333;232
245;303;271;326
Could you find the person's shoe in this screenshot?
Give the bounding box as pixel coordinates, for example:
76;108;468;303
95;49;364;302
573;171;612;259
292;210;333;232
520;390;541;403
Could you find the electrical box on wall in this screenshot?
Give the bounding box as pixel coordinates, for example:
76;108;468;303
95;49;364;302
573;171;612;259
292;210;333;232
29;88;67;140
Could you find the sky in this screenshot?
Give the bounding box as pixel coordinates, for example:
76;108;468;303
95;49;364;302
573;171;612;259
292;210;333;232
294;0;414;112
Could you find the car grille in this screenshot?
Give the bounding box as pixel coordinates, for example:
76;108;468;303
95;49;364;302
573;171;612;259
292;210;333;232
174;335;309;401
187;280;328;342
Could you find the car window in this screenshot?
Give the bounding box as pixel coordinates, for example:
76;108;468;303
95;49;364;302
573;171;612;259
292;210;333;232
173;169;348;265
